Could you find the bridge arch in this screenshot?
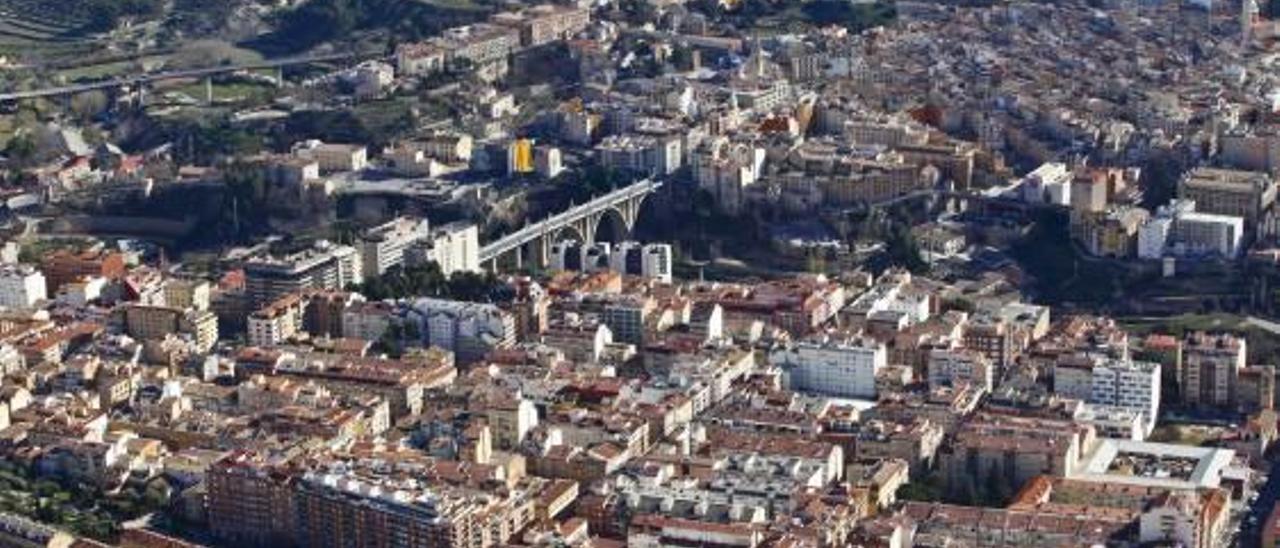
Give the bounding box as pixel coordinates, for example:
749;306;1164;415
594;207;630;243
554;224;587;243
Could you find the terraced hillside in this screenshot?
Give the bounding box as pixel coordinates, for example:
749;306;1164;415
0;0;96;54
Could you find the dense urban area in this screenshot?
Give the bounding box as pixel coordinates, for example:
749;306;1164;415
5;0;1280;547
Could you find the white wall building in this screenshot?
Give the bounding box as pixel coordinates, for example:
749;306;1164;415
1020;162;1073;206
1138;217;1173;260
1172;212;1243;258
0;265;46;309
927;348;994;392
293;140;368;173
411;222;480;276
405;297;515;364
770;337;885;399
596;134;682;175
558;240;673;283
1139;199;1244;259
1089;358;1161;437
357;217;432;279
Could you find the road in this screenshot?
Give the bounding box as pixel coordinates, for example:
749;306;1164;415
0;52;376;102
1239;458;1279;547
1248;316;1280;336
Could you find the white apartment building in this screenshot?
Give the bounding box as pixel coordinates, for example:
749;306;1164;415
692;139;765;216
554;240;673;283
0;265;46;309
357;217;431;279
293;140;368;173
426;222;480;276
244;241;363;307
247;297;306;348
596;134;683;175
1089;359;1161;436
927;348;994;392
1172;212;1243;258
770;337;885;399
405;297;515;364
1020;162;1073;206
1139;199;1245;259
1074;403;1146;441
1138;217;1174;259
641;244;673;284
341;301;396;342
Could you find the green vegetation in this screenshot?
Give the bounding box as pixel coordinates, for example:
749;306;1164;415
282;101;416;151
1147;424;1215;446
800;0;898;32
0;460;168;542
691;0;897;33
254;0;494;54
898;472;945;502
352;261;510;303
83;0;164;32
170;81;276;105
1011;211;1128;305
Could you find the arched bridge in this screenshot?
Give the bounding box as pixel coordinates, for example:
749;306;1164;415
480;179;662;272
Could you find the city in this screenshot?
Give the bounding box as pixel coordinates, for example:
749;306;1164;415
0;0;1278;547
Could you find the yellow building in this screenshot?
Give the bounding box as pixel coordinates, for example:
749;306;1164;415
509;138;535;174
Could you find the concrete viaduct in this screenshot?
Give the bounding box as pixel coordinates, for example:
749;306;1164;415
479;179;662;272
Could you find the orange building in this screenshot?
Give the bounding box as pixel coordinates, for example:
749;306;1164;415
40;249;126;294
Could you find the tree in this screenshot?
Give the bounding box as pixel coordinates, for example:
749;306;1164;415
70;91;109;124
168;40;250;70
884;225;928;273
3;134;37;169
986;464;1012;506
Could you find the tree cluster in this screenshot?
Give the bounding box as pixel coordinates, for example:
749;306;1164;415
353;261;510;303
84;0;165;32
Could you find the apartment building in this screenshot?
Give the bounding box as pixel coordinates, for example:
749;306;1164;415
1088;358;1161;436
601;296;655;346
1178;167;1276;225
895;143;976;190
244;242;362;307
1182;332;1246;409
163;278;211;312
122;304;218;351
0;264;46;309
247;294;307;348
293;141;368;173
356;217;431;279
405;297;515;364
490;4;590;47
927;348;994;393
437;23;519;65
1138;199;1244;259
395;42;445;76
341;301;395;342
596;134;683;176
771;337;885;399
207;452;297;547
40;248;126;294
408;222;480;277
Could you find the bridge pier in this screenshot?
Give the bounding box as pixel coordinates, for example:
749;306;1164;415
205;76;214;105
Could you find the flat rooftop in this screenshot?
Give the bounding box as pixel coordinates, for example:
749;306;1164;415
1072;439;1234;490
